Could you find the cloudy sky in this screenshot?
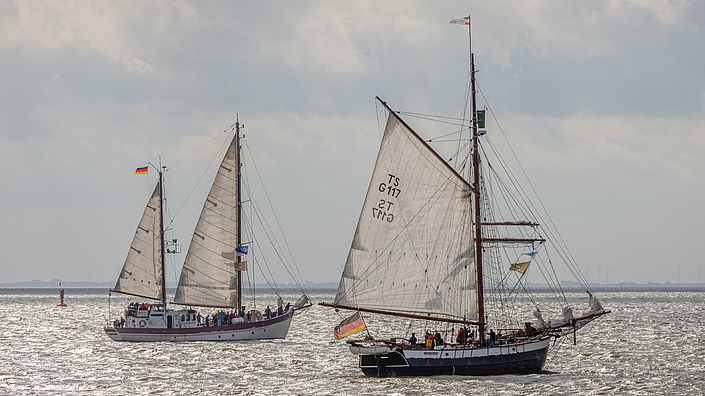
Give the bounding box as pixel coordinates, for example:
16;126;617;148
1;0;703;286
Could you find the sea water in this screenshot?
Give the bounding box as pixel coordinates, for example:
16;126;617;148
0;288;703;395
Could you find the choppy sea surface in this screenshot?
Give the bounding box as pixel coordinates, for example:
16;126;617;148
1;287;703;395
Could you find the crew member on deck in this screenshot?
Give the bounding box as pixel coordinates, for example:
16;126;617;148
435;331;444;346
426;333;436;349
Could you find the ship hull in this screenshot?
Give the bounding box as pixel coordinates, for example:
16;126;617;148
104;311;293;342
356;337;550;377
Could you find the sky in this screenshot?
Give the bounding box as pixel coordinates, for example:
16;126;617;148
1;0;704;286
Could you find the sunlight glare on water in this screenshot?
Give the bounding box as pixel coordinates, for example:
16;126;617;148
0;288;703;395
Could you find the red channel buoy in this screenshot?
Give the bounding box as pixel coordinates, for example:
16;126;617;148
57;283;67;307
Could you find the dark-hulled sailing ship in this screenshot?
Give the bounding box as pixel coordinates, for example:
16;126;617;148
320;16;608;376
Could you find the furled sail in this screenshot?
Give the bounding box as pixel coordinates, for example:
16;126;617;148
112;182;163;300
174;135;239;307
334;111;478;321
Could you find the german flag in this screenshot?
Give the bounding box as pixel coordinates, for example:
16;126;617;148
334;311;366;340
135;166;148;175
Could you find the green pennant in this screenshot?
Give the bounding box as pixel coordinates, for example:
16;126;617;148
477;110;486;128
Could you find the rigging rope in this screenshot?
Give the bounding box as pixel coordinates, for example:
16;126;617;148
167;131;232;225
242;140;309;297
476;82;590;292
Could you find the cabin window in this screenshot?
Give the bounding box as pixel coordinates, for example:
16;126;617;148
181;315;185;322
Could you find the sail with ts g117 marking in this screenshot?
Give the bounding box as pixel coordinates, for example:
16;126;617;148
174;134;240;308
111;182;163;300
334;110;478;322
321;17;610;377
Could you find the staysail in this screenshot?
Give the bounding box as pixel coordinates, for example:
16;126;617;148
334;109;478;322
112;182;164;300
174;135;240;307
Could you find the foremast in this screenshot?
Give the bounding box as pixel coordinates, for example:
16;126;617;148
110;161;169;304
157;161;167;309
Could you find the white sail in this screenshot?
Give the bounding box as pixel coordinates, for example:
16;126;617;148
174;135;240;307
334;112;478;321
112;182;163;300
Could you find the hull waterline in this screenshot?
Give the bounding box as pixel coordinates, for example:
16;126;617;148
104;311;293;342
355;337;550;377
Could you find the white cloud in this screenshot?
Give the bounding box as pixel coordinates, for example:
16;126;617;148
1;0;703;284
244;1;435;76
0;0;189;75
608;0;697;29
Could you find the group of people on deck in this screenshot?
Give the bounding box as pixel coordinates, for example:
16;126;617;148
408;331;449;348
126;302;150;317
204;310;241;326
407;327;514;349
201;298;292;326
264;300;291;319
113;298;293;328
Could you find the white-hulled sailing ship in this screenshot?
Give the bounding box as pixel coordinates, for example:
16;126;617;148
320;16;609;376
105;120;310;342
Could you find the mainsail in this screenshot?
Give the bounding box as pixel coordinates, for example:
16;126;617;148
334;111;478;322
174;135;240;307
112;182;164;300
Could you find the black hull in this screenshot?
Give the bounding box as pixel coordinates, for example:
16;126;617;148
359;345;549;377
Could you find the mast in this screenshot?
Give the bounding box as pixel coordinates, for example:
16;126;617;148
236;116;243;313
469;18;486;344
158;160;167;309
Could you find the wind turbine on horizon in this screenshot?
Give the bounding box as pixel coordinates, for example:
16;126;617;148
596;265;604;285
678;264;683;284
605;265;612;285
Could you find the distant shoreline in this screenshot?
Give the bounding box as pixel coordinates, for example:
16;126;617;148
0;279;339;289
2;279;704;289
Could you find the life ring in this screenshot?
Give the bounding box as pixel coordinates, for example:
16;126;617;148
139;319;146;328
255;311;263;321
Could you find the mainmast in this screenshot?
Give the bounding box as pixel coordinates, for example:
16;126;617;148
235;117;243;313
468;18;486;344
158;160;167;309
